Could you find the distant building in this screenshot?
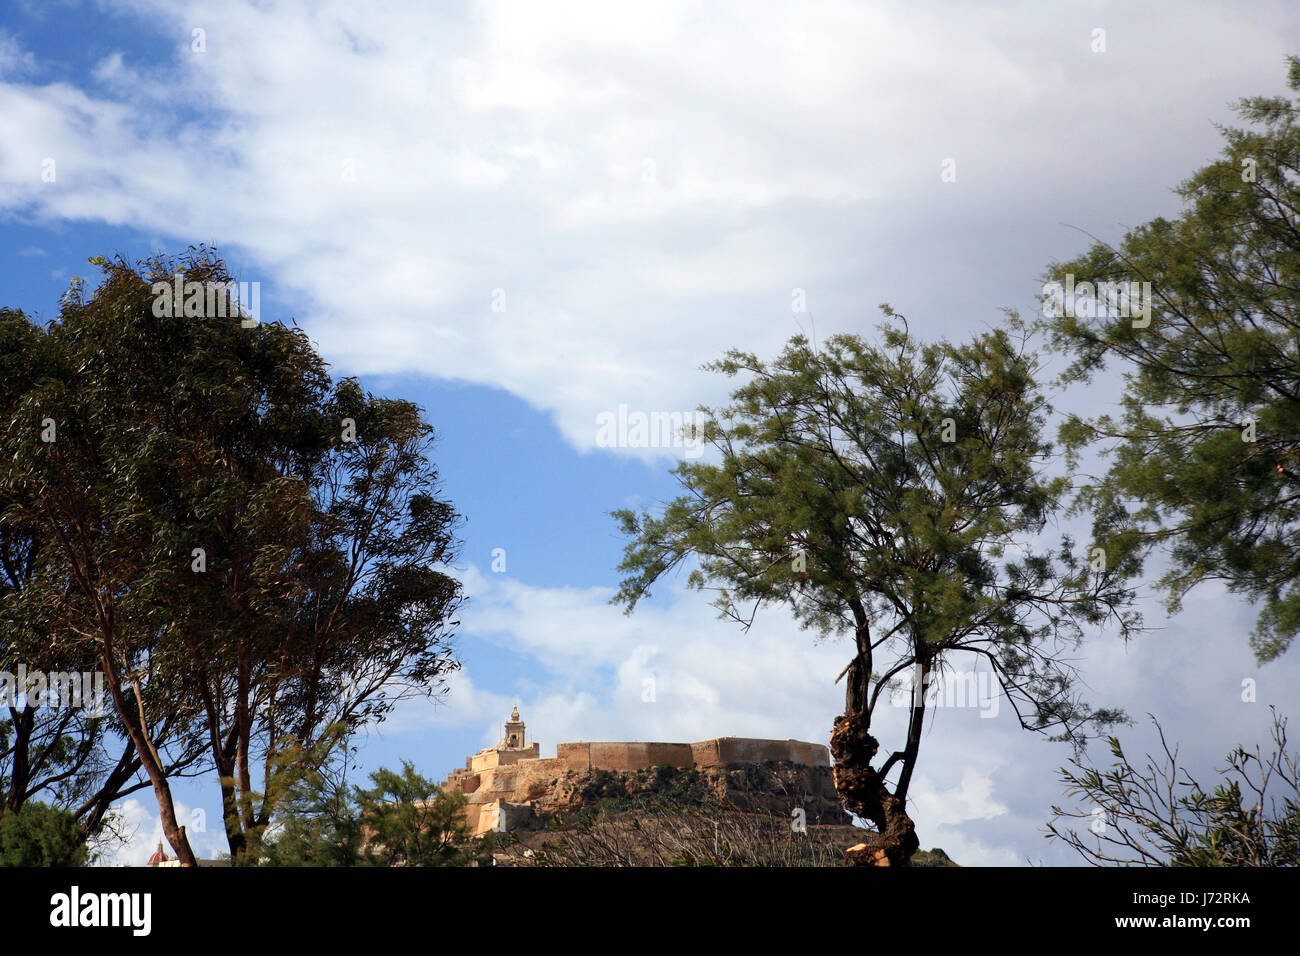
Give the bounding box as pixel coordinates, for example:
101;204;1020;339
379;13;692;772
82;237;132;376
146;841;171;867
142;839;228;867
499;705;536;755
442;707;838;835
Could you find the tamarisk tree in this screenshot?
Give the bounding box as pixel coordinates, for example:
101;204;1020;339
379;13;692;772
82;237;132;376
1041;57;1300;662
612;313;1139;864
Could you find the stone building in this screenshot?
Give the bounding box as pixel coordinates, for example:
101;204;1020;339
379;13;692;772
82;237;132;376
442;707;842;836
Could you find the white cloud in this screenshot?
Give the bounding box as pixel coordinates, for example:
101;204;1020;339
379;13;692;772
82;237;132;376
6;1;1300;865
0;30;35;78
1;1;1295;458
94;797;228;867
372;564;843;754
381;664;515;739
911;767;1017;867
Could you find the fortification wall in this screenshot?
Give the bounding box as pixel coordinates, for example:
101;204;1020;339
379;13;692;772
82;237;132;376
691;737;830;768
470;743;539;773
557;741;696;772
449;737;829;794
446;735;835;836
554;737;829;772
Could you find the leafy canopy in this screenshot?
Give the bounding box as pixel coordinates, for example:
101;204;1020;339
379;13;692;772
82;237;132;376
614;313;1139;742
1042;57;1300;661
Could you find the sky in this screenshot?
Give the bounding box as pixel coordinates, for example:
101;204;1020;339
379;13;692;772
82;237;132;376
2;0;1299;866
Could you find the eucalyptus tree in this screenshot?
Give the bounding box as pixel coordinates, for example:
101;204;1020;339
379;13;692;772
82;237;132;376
613;313;1139;864
0;307;208;843
0;250;463;864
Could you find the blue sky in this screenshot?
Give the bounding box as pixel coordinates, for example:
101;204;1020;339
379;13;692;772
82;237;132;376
3;0;1300;866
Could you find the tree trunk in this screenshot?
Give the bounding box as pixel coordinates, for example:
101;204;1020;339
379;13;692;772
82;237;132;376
100;651;198;867
5;705;33;812
220;771;247;862
893;661;927;803
235;653;255;838
212;728;246;862
830;710;919;866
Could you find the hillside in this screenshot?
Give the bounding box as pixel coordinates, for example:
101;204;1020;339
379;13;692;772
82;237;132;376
465;764;957;867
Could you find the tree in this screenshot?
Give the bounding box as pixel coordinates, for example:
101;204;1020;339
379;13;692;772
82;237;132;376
260;758;472;867
612;314;1139;864
159;294;465;862
0;801;90;867
0;250;464;864
1040;57;1300;662
0;307;207;845
258;744;363;867
1048;708;1300;866
356;761;470;867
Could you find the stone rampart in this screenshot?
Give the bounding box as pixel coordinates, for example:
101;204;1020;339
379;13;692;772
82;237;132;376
445;735;836;836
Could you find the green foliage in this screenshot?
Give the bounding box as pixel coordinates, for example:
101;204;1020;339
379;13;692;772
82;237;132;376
579;769;630;804
261;758;473;867
1048;708;1300;866
646;765;708;804
908;849;958;867
612;315;1142;863
570;766;710;815
355;761;470;867
1040;58;1300;661
0;249;464;861
0;802;89;867
614;314;1139;753
256;739;362;867
0;310;141;831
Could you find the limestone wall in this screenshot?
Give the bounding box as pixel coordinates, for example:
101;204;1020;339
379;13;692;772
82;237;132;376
454;737;828;791
470;743;539;772
560;742;695;772
710;737;830;767
556;737;827;772
447;735;834;836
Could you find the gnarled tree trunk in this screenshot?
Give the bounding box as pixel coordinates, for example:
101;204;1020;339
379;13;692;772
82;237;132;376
830;710;919;867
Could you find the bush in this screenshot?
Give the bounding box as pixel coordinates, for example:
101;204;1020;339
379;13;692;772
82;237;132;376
1049;708;1300;866
0;803;89;867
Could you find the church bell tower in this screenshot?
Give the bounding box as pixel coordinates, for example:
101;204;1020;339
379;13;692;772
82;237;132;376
500;705;526;750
